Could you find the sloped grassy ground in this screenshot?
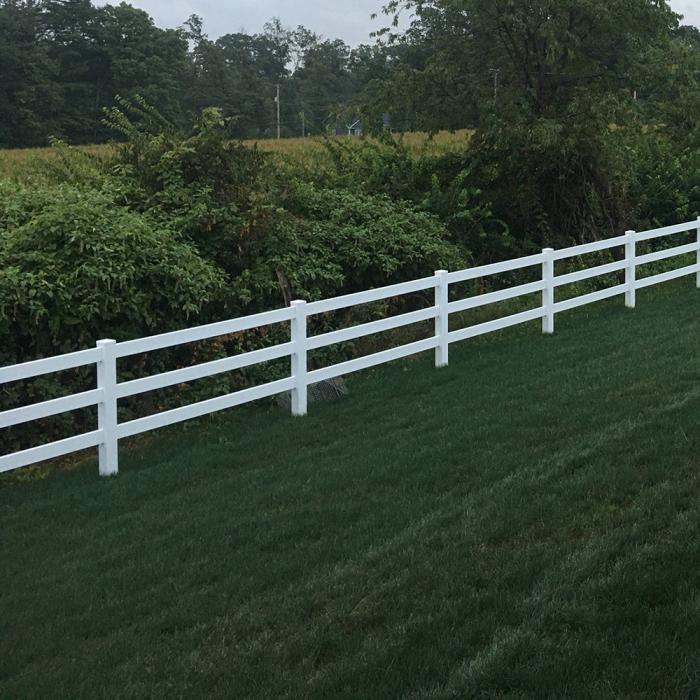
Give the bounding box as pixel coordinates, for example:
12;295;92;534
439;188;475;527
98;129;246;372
2;282;700;699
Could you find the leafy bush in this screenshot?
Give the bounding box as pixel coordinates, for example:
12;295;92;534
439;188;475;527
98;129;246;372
293;136;511;263
258;183;465;303
105;101;276;310
630;135;700;231
104;102;465;312
0;184;223;361
0;110;472;455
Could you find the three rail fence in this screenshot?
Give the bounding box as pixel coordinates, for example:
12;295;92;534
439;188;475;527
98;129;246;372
2;218;700;477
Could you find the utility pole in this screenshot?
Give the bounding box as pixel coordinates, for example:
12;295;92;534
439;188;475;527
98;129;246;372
489;69;501;104
301;111;306;138
275;84;281;140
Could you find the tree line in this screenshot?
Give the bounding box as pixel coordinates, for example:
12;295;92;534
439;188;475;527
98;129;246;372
0;0;392;147
3;0;700;150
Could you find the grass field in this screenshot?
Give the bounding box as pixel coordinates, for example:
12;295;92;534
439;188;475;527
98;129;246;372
2;281;700;698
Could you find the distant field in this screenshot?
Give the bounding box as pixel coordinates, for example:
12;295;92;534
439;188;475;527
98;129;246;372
0;130;474;181
244;128;474;154
0;143;111;182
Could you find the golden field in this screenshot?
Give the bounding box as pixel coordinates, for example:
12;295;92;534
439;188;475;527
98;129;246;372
0;129;474;181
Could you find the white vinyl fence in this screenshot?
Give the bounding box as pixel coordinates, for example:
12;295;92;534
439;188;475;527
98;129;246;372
2;217;700;477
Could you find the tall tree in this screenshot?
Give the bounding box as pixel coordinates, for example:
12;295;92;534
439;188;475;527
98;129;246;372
380;0;678;122
375;0;680;246
292;37;354;134
0;0;61;147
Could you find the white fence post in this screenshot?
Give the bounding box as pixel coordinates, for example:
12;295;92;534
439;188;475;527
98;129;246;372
435;270;449;368
696;216;700;289
625;230;636;308
542;248;555;334
290;300;308;417
96;339;118;476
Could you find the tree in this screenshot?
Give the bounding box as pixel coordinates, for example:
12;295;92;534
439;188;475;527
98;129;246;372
182;16;291;138
380;0;678;121
97;3;189;131
0;0;61;147
291;37;354;134
0;0;190;146
369;0;684;248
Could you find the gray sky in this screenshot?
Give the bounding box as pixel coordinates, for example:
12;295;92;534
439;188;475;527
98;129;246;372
95;0;395;45
94;0;700;45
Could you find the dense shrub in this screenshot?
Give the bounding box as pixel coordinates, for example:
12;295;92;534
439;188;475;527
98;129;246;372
105;103;276;312
0;184;223;362
104;102;464;312
257;183;465;304
629;135;700;231
307;137;511;262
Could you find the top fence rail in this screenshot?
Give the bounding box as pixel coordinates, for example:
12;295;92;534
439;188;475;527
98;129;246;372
2;216;700;478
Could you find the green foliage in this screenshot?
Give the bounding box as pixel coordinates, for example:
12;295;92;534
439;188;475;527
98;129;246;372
0;106;472;450
0;1;387;147
104;100;274;301
0;0;60;147
304;137;510;260
372;0;699;249
381;0;678;122
255;183;465;303
0;0;190;147
103;102;463;314
628;133;700;231
0;184;222;361
466;96;645;248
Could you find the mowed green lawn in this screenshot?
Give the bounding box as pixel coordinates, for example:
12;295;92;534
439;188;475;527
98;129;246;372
2;281;700;699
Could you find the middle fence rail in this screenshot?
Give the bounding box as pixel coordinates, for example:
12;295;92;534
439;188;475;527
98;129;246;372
2;217;700;477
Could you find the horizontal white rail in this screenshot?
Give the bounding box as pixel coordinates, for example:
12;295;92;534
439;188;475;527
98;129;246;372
307;276;438;315
447;253;544;284
116;343;295;399
554;260;626;287
553;235;628;261
308;337;438;384
0;430;103;473
636;263;700;290
448;280;544;314
2;216;699;477
636;241;700;266
307;307;438;351
0;348;101;384
636;221;695;243
0;389;103;429
553;284;627;313
117;377;296;439
116;307;295;358
448;307;545;344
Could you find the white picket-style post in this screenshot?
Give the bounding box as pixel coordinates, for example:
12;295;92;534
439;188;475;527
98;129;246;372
434;270;449;368
625;230;636;309
696;216;700;289
290;300;308;417
542;248;555;334
96;339;118;476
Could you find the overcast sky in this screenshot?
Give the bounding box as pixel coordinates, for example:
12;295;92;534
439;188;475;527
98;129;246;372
94;0;700;45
